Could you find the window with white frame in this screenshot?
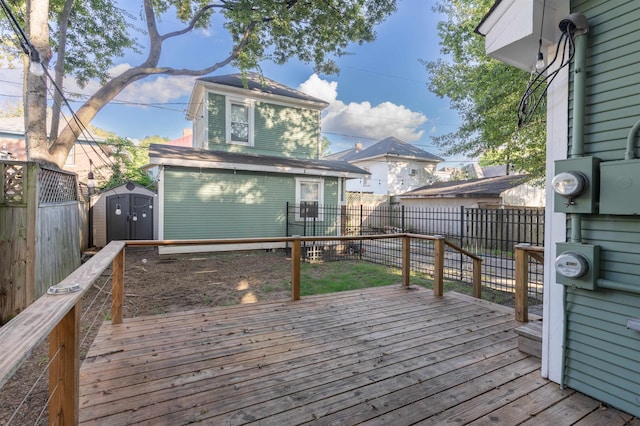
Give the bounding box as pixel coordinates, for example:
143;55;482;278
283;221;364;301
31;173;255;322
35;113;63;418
363;166;371;187
295;177;324;221
226;98;254;145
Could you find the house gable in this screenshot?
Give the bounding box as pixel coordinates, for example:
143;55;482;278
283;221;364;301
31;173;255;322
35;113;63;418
188;73;328;160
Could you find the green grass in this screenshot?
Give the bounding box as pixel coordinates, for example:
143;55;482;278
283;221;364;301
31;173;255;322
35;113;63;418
299;260;519;307
300;260;439;296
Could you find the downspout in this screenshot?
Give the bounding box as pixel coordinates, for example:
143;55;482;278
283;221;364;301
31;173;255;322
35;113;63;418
560;13;589;389
568;17;589;243
624;118;640;160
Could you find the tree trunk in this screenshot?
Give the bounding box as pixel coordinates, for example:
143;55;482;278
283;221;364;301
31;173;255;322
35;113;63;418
25;0;51;164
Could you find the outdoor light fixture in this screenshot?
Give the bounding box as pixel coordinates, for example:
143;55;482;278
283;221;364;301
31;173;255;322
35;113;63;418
115;203;122;215
552;171;587;198
28;49;45;77
535;51;545;70
534;0;546;71
142;211;147;218
555;252;589;278
132;213;138;222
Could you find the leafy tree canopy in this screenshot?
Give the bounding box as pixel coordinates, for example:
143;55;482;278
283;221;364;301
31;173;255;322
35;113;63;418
100;134;169;190
3;0;397;167
424;0;546;181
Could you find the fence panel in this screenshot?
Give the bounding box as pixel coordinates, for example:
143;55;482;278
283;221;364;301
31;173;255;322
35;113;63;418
285;203;545;301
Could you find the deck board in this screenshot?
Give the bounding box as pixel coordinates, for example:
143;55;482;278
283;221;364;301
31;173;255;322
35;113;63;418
79;286;636;425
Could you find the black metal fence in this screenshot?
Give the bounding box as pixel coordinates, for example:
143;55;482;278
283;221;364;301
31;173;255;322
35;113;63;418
285;203;545;301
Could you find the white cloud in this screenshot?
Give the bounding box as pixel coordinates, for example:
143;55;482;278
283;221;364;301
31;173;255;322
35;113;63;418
299;74;427;142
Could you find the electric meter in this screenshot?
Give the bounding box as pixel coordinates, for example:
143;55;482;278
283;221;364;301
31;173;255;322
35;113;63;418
551;171;587;197
555;252;589;278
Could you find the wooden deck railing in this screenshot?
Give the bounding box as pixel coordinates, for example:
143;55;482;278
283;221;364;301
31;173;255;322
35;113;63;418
514;243;545;322
0;234;481;425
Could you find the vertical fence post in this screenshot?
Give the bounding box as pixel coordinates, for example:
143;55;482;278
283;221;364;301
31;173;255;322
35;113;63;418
401;205;405;232
433;236;445;296
291;237;301;301
285;202;290;237
402;235;410;288
111;247;124;325
459;205;464;281
48;303;79;425
472;258;482;299
514;244;529;322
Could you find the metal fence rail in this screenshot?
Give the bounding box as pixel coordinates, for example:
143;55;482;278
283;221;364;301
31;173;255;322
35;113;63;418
285;203;545;301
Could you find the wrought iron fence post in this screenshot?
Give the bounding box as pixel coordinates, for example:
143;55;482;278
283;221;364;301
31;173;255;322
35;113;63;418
459;205;465;280
285;202;289;237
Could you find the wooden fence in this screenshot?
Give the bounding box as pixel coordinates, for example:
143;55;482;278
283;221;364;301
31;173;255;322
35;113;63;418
0;161;81;324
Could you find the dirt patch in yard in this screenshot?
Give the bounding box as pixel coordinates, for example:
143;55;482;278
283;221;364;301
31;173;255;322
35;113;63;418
1;247;295;424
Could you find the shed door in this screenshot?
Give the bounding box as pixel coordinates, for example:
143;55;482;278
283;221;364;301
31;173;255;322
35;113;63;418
106;194;153;243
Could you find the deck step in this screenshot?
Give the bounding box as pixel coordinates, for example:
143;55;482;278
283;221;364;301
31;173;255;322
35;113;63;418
515;320;543;358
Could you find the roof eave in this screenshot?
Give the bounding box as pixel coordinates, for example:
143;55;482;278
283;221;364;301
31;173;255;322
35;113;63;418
149;156;367;179
192;80;329;112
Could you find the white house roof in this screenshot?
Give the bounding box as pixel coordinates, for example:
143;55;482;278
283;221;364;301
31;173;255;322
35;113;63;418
326;137;444;163
148;144;369;179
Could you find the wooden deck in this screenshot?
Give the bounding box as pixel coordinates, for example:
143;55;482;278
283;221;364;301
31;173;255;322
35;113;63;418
79;286;636;425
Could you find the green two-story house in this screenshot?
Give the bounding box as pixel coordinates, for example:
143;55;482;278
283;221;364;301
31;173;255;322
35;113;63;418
149;73;367;254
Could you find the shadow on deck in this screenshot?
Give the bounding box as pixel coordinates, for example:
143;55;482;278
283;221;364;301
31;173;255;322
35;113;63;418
79;286;634;425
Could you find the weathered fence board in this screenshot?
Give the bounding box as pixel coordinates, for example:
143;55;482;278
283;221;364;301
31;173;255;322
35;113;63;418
0;161;81;324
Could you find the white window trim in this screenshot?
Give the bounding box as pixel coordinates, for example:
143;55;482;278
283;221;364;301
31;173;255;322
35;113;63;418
225;97;254;146
362;166;371;187
295;177;324;221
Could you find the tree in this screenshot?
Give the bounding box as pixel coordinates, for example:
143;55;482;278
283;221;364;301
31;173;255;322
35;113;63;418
424;0;546;181
3;0;397;168
99;135;168;189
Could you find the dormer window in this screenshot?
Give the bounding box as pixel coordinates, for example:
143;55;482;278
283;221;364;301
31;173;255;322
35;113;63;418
226;98;254;146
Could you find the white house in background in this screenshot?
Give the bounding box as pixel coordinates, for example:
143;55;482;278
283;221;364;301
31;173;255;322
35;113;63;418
325;136;443;195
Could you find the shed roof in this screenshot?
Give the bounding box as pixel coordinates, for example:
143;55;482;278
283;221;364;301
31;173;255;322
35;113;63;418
399;174;528;198
148;144;369;179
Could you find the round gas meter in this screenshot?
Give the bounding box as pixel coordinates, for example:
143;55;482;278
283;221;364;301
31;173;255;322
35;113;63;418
555;252;589;278
551;171;587;197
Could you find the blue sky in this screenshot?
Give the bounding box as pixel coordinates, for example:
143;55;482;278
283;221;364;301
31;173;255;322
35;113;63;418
1;0;466;163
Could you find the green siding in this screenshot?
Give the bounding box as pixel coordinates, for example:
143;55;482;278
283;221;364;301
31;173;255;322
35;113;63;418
254;103;319;159
163;167;338;239
566;0;640;417
207;93;226;149
205;92;320;159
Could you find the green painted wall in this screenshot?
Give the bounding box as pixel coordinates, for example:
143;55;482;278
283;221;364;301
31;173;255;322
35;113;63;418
163;167;339;239
567;0;640;417
205;92;320;159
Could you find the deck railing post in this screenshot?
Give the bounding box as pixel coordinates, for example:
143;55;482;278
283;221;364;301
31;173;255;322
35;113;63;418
514;244;529;322
472;258;482;299
112;247;125;325
433;236;445;296
402;235;410;288
48;303;79;425
291;237;301;301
